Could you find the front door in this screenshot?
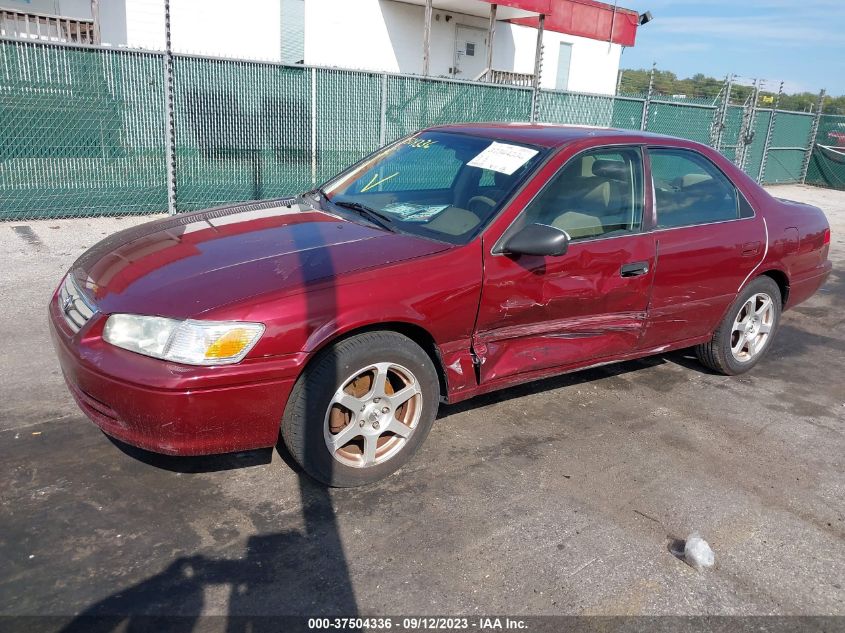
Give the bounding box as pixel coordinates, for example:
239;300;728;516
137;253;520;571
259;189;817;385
474;146;656;384
453;25;488;79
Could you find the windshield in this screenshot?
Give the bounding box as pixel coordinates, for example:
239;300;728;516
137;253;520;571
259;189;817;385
322;131;547;244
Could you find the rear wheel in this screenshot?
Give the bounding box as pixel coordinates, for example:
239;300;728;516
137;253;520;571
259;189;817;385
281;331;440;487
695;276;781;375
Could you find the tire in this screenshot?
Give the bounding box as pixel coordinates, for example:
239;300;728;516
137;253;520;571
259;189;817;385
281;331;440;487
695;276;782;375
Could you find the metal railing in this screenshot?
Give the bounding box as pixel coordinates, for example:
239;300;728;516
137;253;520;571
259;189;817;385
475;68;535;87
0;37;833;220
0;10;97;45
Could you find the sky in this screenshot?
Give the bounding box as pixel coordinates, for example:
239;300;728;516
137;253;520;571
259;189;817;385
620;0;845;96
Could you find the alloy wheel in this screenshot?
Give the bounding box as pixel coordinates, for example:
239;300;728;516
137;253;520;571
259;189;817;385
730;292;775;362
323;362;423;468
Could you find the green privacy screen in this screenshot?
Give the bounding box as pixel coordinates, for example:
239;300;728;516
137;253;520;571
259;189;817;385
805;115;845;190
0;40;167;219
172;56;312;211
763;111;815;184
171;59;534;212
0;38;833;220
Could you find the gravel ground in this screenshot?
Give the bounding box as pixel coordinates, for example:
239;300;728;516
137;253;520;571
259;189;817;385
0;185;843;622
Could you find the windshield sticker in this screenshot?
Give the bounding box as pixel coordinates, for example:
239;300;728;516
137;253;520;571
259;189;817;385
383;203;449;221
360;172;399;193
400;137;438;149
467;142;538;175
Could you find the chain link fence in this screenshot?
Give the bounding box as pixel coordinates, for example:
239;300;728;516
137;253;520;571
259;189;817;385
0;37;835;220
805;114;845;190
1;40;167;219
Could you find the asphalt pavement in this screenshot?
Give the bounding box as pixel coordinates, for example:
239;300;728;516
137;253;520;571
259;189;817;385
0;185;843;624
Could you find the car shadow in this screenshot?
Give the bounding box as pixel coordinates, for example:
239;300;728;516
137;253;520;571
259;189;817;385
107;437;274;473
56;513;356;632
58;203;360;632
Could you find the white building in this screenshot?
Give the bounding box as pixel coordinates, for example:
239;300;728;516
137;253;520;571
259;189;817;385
0;0;641;95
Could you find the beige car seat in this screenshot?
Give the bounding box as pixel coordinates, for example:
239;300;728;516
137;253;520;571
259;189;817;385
549;159;632;238
425;206;481;236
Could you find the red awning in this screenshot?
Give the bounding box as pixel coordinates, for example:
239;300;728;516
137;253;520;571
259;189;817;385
511;0;639;47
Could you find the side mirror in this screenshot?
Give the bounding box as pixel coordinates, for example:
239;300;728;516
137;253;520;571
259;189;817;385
503;223;570;257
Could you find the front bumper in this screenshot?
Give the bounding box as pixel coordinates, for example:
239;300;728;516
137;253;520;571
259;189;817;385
49;294;300;456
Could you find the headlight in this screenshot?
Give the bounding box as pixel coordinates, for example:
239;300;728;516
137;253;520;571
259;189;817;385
103;314;264;365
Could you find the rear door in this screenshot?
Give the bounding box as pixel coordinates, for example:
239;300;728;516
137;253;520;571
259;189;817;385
639;147;767;348
474;146;656;384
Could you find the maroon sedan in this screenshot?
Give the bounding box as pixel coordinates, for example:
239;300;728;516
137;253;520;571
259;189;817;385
50;124;832;486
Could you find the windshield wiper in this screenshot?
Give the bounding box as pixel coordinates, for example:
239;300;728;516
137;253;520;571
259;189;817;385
331;200;397;233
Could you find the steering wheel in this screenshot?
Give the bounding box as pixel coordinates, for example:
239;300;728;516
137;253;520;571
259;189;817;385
467;195;498;215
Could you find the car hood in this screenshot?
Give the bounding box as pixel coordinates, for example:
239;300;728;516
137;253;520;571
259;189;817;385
70;201;451;317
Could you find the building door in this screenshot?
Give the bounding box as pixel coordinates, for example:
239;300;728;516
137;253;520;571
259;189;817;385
555;43;572;90
453;25;488;79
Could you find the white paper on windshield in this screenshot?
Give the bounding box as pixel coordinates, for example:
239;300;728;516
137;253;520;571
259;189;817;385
467;142;539;175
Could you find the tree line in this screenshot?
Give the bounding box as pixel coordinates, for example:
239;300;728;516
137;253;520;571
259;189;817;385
618;68;845;115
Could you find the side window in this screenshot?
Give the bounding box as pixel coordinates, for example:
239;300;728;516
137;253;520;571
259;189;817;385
520;147;644;240
650;149;741;228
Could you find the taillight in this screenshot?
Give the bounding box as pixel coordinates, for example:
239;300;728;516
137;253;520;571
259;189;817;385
823;228;831;245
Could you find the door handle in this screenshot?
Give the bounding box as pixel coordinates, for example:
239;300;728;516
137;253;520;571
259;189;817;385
620;261;649;277
741;241;761;256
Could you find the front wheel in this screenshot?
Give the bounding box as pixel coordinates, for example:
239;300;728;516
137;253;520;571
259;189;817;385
695;276;782;375
281;331;440;487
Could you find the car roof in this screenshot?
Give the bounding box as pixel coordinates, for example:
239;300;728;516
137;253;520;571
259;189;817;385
426;122;690;149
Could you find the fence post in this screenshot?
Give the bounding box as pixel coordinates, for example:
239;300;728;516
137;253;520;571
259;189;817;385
735;79;760;171
379;73;388;146
639;62;655;131
311;67;318;187
711;74;733;153
529;13;544;123
162;0;177;215
800;89;826;184
757;81;782;184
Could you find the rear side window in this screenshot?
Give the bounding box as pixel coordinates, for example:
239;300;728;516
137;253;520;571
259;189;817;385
650;149;743;229
520;147;644;241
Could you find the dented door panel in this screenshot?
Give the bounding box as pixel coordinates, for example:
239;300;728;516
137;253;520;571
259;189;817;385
475;233;655;383
639;218;766;348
